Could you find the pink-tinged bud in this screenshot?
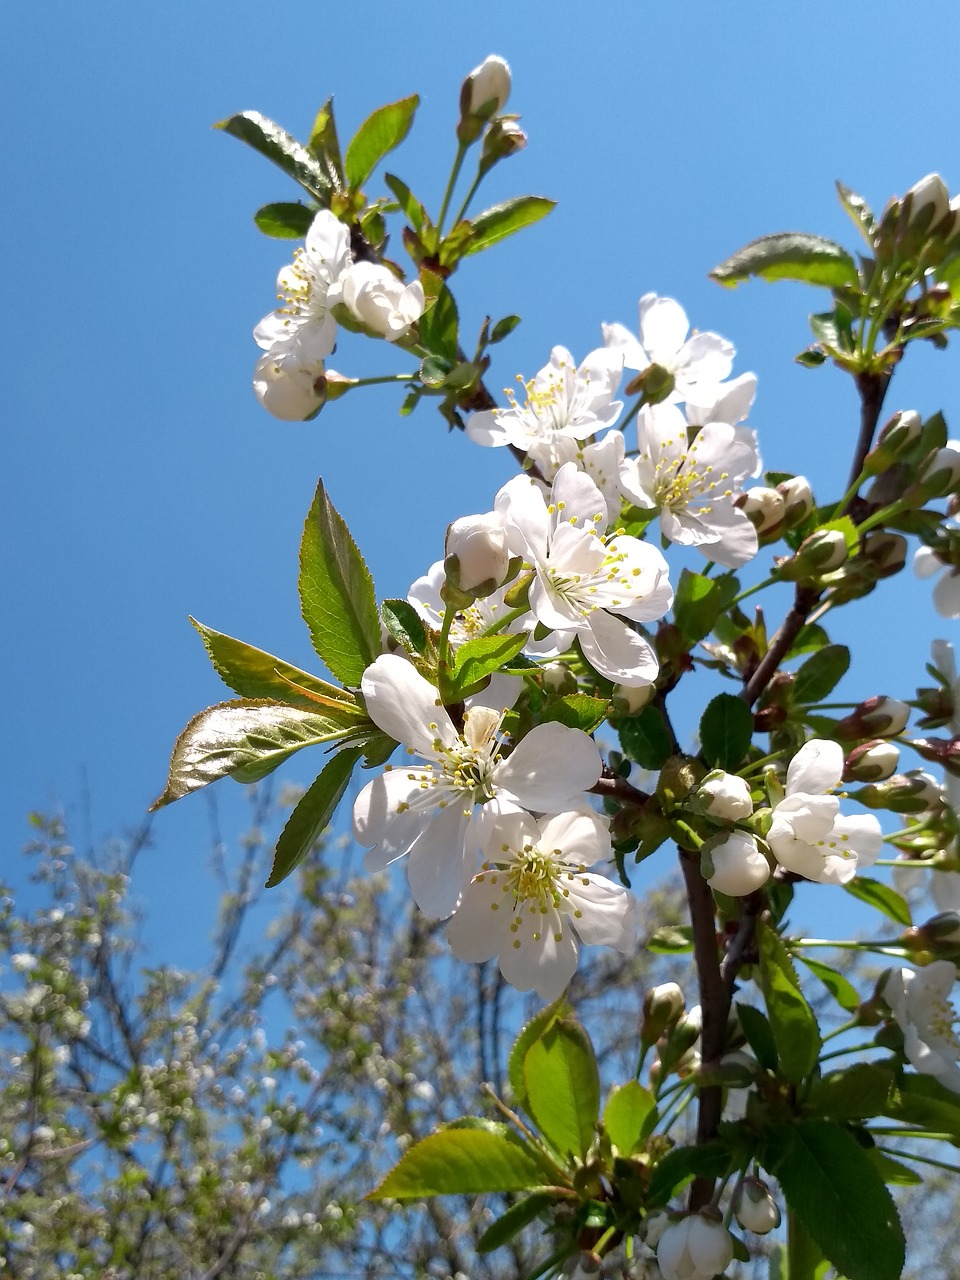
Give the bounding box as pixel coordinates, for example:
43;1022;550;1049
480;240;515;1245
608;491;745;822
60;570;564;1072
912;736;960;778
844;739;900;782
862;531;908;578
734;1179;781;1235
905;173;950;230
915;682;956;730
836;695;911;740
478;116;526;176
857;769;944;813
465;54;511;115
689;770;754;822
777;475;814;527
919;445;960;499
444;512;511;593
701;832;771;897
737;486;785;538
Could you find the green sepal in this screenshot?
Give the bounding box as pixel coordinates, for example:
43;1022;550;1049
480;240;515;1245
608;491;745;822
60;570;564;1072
699;692;753;770
254;201;316;238
844;876;911;927
368;1121;552;1200
756;919;820;1083
710;232;859;290
380;599;429;657
299;479;381;686
265;746;363;887
508;998;569;1109
345;95;419;190
477;1191;564;1254
150;700;352;809
464;196;556;255
792;643;850;704
602;1081;655;1155
523;1019;600;1164
215;111;335;202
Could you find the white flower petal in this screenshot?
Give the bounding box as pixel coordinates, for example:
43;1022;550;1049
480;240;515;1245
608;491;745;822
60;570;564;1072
786;739;844;795
495;722;602;811
361;655;457;755
579;609;659;686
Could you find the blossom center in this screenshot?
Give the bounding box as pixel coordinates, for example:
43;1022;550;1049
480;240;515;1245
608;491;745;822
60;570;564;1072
648;435;731;515
504;366;569;430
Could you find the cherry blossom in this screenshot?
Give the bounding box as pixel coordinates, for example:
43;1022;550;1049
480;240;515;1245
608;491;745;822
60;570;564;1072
602;293;734;403
656;1214;734;1280
884;961;960;1093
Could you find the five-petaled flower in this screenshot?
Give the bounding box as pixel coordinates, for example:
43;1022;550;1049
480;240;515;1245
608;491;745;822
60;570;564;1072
883;960;960;1093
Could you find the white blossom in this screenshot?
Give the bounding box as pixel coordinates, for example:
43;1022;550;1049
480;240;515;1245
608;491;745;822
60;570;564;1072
656;1215;734;1280
884;961;960;1092
602;294;734;402
915;526;960;618
254;211;351;363
445;809;635;1000
341;261;424;339
352;656;602;917
766;739;883;884
690;770;754;821
702;832;771;897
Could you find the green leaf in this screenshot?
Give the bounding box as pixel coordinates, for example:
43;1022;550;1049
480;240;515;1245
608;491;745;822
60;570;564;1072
490;314;521;343
647;925;694;954
699;692;753;770
539;694;608;733
602;1082;655;1155
345;95;419;190
792;643;850;704
446;632;528;699
150;700;350;809
508;999;567;1108
477;1191;562;1253
648;1141;732;1205
306;98;344;190
368;1124;550;1200
735;1001;779;1072
523;1020;600;1163
761;1119;905;1280
710;232;859;290
190;619;364;717
795;954;861;1012
384;173;427;232
868;1148;922;1186
619;704;672;769
836;180;877;245
465;196;556;255
844;876;911;927
380;599;428;657
266;747;363;887
787;622;830;658
757;919;820;1083
253;201;316;238
215;111;334;202
807;1063;895;1121
299;479;380;686
419;275;460;362
672;568;738;644
886;1070;960;1142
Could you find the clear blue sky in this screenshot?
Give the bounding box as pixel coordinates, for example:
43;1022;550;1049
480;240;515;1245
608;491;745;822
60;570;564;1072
5;1;960;950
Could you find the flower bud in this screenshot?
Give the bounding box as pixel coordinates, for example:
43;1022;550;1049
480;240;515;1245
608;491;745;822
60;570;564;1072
918;445;960;499
905;173;950;231
478;116;527;176
611;682;656;715
341;262;425;339
915;682;956;730
541;661;578;696
701;832;771;897
688;770;754;822
912;736;960;778
862;531;908;579
779;527;847;579
734;1179;781;1235
836;695;911;740
444;512;512;593
917;911;960;944
656;1215;734;1280
857;770;944;813
843;740;900;783
867;410;923;473
464;54;511;115
737;486;785;538
641;982;685;1044
777;475;814;527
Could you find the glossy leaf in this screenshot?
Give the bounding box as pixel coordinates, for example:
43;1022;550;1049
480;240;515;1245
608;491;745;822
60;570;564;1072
419;274;460;362
673;568;738;644
266;746;363;887
886;1071;960;1142
761;1119;904;1280
602;1082;654;1155
795;954;861;1012
345;95;419;190
368;1124;550;1200
757;919;820;1083
735;1001;779;1072
869;1149;922;1186
836;180;878;245
384;172;427;232
190;619;363;717
710;232;859;290
845;876;911;927
150;700;350;809
477;1191;563;1253
215;111;334;201
254;201;316;238
446;632;528;699
465;196;556;255
806;1062;895;1121
380;599;429;657
306;97;344;190
792;643;850;704
648;1141;732;1205
299;479;381;686
523;1019;600;1163
490;314;521;343
700;692;753;770
539;694;608;733
618;704;672;769
508;999;566;1108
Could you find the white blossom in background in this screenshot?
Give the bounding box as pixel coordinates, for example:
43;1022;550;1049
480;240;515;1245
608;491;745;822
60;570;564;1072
340;261;425;339
465;346;623;463
496;463;673;686
445;809;635;1000
915;526;960;618
619;401;761;568
766;739;883;884
352;655;602;917
684;371;757;430
656;1214;734;1280
253;343;330;421
602;293;734;403
884;961;960;1093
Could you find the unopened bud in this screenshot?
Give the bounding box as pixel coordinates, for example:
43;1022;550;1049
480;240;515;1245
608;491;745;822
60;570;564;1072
734;1178;781;1235
916;911;960;944
611;682;656;715
463;54;511;116
688;770;754;821
701;832;771;897
912;735;960;778
779;527;847;579
915;683;956;730
857;770;944;813
443;512;512;594
478;116;526;175
540;662;578;696
918;445;960;499
867;411;923;475
777;475;814;527
737;486;785;538
843;739;900;782
641;982;685;1045
905;172;950;231
862;531;908;578
836;695;911;740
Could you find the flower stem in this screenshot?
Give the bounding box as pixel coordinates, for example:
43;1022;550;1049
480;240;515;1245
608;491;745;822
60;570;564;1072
451;168;484;229
729;574;781;607
877;1144;960;1174
437;142;468;237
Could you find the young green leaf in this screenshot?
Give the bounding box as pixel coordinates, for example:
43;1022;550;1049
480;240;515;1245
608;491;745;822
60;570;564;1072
265;746;363;887
299;479;381;686
465;196;556;254
792;643;850;704
253;201;316;238
795;954;861;1012
150;701;352;809
672;568;739;644
647;925;694;954
885;1070;960;1141
523;1019;600;1164
419;275;460;363
761;1119;905;1280
380;599;429;657
806;1062;895;1121
215;111;334;202
539;694;608;734
710;232;859;290
306;97;344;190
757;919;821;1083
477;1191;564;1253
345;95;419;190
844;876;912;927
618;704;672;769
368;1124;551;1200
699;692;753;770
508;999;567;1109
647;1141;733;1206
836;180;878;246
384;173;427;232
602;1081;655;1155
735;1001;779;1072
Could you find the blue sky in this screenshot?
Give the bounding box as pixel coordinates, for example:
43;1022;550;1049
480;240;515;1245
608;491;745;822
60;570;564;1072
6;1;960;952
